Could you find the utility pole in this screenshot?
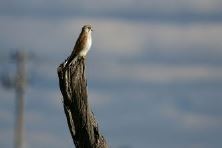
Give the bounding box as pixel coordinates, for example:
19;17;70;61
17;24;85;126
1;50;51;148
14;51;26;148
1;50;26;148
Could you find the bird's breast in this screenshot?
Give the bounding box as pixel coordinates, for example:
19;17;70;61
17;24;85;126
86;35;92;50
79;34;92;57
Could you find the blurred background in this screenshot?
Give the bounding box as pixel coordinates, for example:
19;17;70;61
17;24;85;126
1;0;222;148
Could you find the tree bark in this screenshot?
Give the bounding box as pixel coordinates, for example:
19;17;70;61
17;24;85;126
57;56;108;148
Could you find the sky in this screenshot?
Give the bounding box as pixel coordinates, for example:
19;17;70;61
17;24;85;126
0;0;222;148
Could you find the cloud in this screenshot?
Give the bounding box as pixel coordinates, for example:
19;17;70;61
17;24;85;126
1;8;222;148
0;110;13;125
0;0;222;20
0;128;13;148
25;130;72;148
1;16;222;57
160;102;222;130
89;60;222;84
88;90;111;106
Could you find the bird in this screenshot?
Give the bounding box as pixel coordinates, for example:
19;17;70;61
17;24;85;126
65;25;93;66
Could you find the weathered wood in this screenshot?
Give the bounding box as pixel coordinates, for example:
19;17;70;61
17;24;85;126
57;56;108;148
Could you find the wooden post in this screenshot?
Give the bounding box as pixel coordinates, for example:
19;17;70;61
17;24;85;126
57;56;108;148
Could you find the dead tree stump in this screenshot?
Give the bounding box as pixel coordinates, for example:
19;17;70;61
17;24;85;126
57;56;108;148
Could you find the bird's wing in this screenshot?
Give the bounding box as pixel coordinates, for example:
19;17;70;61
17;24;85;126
65;33;87;66
73;33;87;55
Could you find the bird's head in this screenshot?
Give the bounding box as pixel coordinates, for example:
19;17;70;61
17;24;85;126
82;25;93;33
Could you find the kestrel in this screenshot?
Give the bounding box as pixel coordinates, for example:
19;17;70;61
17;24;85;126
65;25;93;66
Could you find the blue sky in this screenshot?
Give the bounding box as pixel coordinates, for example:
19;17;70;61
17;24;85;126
0;0;222;148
